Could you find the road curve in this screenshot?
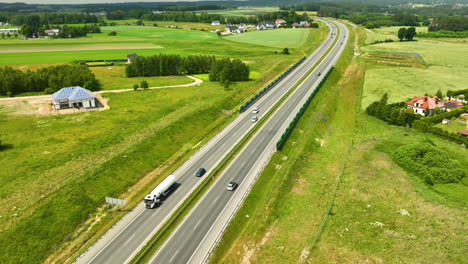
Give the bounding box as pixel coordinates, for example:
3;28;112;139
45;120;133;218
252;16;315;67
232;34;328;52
149;19;349;264
75;19;340;264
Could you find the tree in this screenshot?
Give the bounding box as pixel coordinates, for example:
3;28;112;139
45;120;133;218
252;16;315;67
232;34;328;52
398;27;407;41
436;89;443;99
140;80;148;89
133;84;139;91
108;31;117;36
405;27;416;41
282;48;290;55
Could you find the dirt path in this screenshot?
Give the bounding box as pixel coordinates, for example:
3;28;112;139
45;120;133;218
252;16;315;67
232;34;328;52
0;75;203;102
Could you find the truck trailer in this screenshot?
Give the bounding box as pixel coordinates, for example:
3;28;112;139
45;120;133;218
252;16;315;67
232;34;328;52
144;175;177;209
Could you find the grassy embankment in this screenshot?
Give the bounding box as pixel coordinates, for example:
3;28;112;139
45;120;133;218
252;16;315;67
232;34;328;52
209;24;467;264
0;25;327;264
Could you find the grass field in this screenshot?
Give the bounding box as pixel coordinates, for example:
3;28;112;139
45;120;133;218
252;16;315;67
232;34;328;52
361;40;468;107
365;26;428;44
0;21;329;263
198;6;279;17
209;25;467;263
225;28;313;48
90;66;193;90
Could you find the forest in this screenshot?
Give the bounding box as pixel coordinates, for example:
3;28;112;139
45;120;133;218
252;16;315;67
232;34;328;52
0;65;99;96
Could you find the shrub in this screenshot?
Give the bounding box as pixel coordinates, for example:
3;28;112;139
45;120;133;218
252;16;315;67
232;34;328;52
140;80;148;89
392;143;465;185
108;31;117;36
133;84;138;91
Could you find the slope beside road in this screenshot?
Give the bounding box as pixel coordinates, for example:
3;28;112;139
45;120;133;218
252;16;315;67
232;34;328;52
149;19;348;264
75;20;339;264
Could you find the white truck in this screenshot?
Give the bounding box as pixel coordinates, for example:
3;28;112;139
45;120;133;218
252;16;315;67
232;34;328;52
144;175;177;209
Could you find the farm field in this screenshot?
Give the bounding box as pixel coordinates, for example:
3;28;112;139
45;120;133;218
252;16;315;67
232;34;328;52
0;21;328;264
361;40;468;107
225;28;313;48
209;26;467;264
365;26;428;44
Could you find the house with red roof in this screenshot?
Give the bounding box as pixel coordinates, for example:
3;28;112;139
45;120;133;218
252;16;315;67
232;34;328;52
442;100;464;111
275;19;286;27
406;96;444;116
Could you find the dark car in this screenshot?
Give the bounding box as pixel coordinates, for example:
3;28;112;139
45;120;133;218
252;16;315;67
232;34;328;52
195;168;206;177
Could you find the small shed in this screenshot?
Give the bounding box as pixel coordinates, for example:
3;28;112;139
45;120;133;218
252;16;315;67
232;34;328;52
442;119;451;124
211;20;220;26
52;86;96;110
127;53;139;64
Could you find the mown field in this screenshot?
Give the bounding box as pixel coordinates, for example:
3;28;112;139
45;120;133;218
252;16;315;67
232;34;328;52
361;39;468;107
0;22;328;264
365;26;428;44
197;6;279;17
225;28;313;48
209;24;467;264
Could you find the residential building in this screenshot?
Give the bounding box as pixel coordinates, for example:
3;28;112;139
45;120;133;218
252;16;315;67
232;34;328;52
292;22;300;28
0;28;19;34
256;22;267;30
275;19;286;27
52;86;96;110
406;96;443;116
442;118;451;124
211;20;221;26
300;21;309;26
127;53;139;64
44;29;60;36
443;100;464;111
225;24;243;34
265;21;275;29
238;23;247;31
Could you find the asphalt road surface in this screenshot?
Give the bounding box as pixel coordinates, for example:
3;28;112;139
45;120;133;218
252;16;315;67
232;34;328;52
76;19;340;264
149;19;348;264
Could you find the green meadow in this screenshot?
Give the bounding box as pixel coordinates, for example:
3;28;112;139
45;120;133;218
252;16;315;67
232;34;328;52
209;25;467;264
225;28;313;48
361;39;468;107
198;6;279;17
0;22;328;264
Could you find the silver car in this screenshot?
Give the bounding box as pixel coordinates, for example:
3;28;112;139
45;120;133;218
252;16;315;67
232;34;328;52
251;116;258;123
227;181;238;191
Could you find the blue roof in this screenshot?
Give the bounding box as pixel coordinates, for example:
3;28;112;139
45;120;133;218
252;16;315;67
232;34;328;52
52;86;95;101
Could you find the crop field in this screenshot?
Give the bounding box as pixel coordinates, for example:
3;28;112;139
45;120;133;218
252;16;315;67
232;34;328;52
225;28;313;48
209;26;467;264
361;40;468;107
0;20;328;263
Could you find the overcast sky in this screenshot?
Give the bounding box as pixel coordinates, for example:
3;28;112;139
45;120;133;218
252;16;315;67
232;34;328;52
0;0;209;4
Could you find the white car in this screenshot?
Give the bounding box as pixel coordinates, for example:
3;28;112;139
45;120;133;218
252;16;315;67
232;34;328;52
252;107;259;114
227;181;238;191
251;116;258;123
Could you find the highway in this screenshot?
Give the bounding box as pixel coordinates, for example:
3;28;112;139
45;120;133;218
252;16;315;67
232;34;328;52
75;19;340;264
149;19;348;264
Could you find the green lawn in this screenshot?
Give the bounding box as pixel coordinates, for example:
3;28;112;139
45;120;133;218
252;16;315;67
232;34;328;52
197;6;279;17
434;119;467;134
361;40;468;107
225;28;313;48
90;66;193;90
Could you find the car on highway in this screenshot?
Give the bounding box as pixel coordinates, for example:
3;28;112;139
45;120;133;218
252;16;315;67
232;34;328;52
252;107;259;114
251;116;258;123
195;168;206;177
227;181;238;191
317;72;321;76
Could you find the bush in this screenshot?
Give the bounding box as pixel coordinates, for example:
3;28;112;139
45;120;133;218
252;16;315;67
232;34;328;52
392;143;465;185
133;84;138;91
140;80;148;89
282;48;290;55
108;31;117;36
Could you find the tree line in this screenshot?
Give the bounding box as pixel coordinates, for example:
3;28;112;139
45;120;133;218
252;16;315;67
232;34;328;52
0;64;99;96
125;54;249;84
428;16;468;32
20;23;100;38
397;27;416;41
125;54;216;77
4;13;98;26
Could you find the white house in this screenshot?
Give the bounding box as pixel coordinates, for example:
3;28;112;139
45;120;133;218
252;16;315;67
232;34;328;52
52;86;96;110
275;19;286;27
225;24;243;34
127;53;139;64
44;29;60;36
406;96;443;116
300;21;309;26
211;20;220;26
256;22;267;30
0;28;19;34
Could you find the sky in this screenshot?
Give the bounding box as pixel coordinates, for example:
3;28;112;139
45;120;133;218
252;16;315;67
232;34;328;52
0;0;211;4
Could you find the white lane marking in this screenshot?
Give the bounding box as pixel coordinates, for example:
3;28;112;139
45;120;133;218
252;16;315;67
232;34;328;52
212;195;220;205
123;234;136;246
194;219;202;230
169;249;180;263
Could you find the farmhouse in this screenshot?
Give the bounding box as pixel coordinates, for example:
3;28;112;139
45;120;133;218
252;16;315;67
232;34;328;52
225;24;243;34
52;86;96;110
211;20;221;26
127;53;139;63
406;96;443;116
292;22;300;28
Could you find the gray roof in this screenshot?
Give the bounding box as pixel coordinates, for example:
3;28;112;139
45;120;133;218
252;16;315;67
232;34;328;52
52;86;95;101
